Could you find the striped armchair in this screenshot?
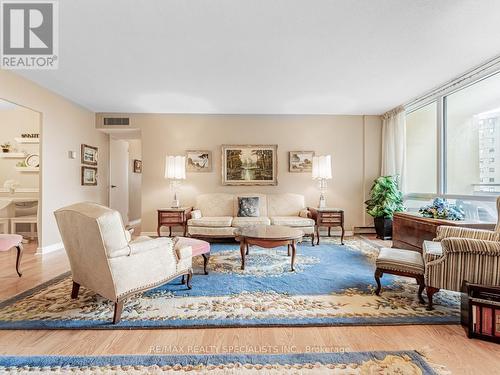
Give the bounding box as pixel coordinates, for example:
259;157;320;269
423;198;500;310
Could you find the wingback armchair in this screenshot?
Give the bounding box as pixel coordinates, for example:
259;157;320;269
424;197;500;309
54;202;193;323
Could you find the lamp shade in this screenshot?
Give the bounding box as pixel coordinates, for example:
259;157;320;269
312;155;332;179
164;155;186;180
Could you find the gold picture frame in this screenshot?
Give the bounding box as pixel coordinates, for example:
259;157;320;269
186;150;212;172
289;151;315;172
221;144;278;186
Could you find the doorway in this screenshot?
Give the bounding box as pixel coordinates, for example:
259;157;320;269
108;133;142;231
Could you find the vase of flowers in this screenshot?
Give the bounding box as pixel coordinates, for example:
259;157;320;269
419;197;465;221
365;175;406;239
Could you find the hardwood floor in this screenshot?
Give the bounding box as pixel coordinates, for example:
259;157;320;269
0;240;499;374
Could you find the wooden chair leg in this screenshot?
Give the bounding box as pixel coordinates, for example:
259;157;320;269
416;276;425;304
180;275;185;284
246;244;249;255
15;244;23;277
374;269;383;295
426;287;440;311
287;244;291;256
71;281;80;299
186;270;193;290
311;233;315;246
113;301;124;324
202;253;210;275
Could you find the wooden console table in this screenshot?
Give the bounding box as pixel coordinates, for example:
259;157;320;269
308;207;345;245
157;207;192;237
392;212;495;252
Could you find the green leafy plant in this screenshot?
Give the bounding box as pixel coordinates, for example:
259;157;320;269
365;175;405;219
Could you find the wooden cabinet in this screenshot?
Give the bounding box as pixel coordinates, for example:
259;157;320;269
157;207;192;237
308;207;345;245
392;212;496;252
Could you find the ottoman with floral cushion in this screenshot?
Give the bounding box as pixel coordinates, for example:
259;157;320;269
176;237;211;275
374;247;425;304
0;234;23;277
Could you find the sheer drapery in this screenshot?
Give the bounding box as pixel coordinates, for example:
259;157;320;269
381;106;406;191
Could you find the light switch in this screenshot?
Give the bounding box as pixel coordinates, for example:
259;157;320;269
68;151;76;159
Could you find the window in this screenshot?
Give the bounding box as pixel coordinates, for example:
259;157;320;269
406;102;437;194
445;72;500;195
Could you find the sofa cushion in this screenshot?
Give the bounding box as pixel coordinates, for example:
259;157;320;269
268;193;305;216
238;197;260;217
233;193;268;217
270;216;315;227
376;248;424;275
188;226;236;237
188;216;233;227
195;193;234;217
232;216;271;227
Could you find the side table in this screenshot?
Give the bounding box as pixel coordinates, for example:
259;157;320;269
308;207;345;245
157;207;192;237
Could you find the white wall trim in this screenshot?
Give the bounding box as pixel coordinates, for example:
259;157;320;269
0;188;39;193
36;241;64;254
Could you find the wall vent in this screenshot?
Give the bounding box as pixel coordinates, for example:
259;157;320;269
103;117;130;126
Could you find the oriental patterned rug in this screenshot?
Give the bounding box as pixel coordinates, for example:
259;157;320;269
0;238;460;329
0;351;444;374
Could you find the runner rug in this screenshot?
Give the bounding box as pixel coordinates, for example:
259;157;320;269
0;351;443;374
0;238;460;329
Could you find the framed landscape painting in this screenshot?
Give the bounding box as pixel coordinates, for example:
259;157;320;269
221;144;278;186
186;150;212;172
289;151;314;172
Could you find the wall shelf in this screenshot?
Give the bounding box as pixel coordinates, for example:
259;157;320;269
15;167;39;172
14;137;39;144
0;153;26;159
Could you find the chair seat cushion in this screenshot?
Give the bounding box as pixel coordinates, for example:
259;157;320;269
176;237;210;257
422;240;443;263
0;234;22;251
188;216;233;227
376;247;424;275
232;216;271;227
270;216;315;227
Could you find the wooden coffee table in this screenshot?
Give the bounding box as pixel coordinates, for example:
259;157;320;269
236;225;304;271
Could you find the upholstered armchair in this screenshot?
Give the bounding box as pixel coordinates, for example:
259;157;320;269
424;198;500;310
54;202;193;323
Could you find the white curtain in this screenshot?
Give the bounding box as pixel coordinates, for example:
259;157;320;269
381;106;406;191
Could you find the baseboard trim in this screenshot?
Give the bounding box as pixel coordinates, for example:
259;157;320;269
36;242;64;254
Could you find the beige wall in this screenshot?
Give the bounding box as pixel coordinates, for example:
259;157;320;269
0;71;109;249
97;114;382;233
0;106;40;190
127;139;142;222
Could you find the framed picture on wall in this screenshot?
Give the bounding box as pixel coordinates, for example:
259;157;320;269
81;144;98;166
81;166;98;186
186;150;212;172
289;151;315;172
133;159;142;173
221;144;278;186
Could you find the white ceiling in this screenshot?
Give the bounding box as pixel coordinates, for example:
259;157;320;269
16;0;500;115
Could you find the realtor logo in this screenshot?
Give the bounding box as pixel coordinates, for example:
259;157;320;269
1;0;58;69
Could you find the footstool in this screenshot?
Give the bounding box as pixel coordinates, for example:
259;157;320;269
374;247;425;304
176;237;211;275
0;234;23;277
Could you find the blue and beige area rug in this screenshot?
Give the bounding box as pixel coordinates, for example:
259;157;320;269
0;238;460;329
0;351;444;374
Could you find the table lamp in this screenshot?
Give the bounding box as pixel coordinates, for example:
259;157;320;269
312;155;332;208
165;155;186;208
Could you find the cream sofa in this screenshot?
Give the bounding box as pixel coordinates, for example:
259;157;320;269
187;193;315;244
54;202;193;324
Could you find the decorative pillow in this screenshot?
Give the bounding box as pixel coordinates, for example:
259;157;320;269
191;209;202;219
238;197;260;217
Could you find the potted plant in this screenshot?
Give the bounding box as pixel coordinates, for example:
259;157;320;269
365;175;405;239
1;142;11;153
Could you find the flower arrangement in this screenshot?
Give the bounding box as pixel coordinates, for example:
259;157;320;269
419;197;465;221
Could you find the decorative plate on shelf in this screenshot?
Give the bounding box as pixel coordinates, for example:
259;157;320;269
25;154;40;168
